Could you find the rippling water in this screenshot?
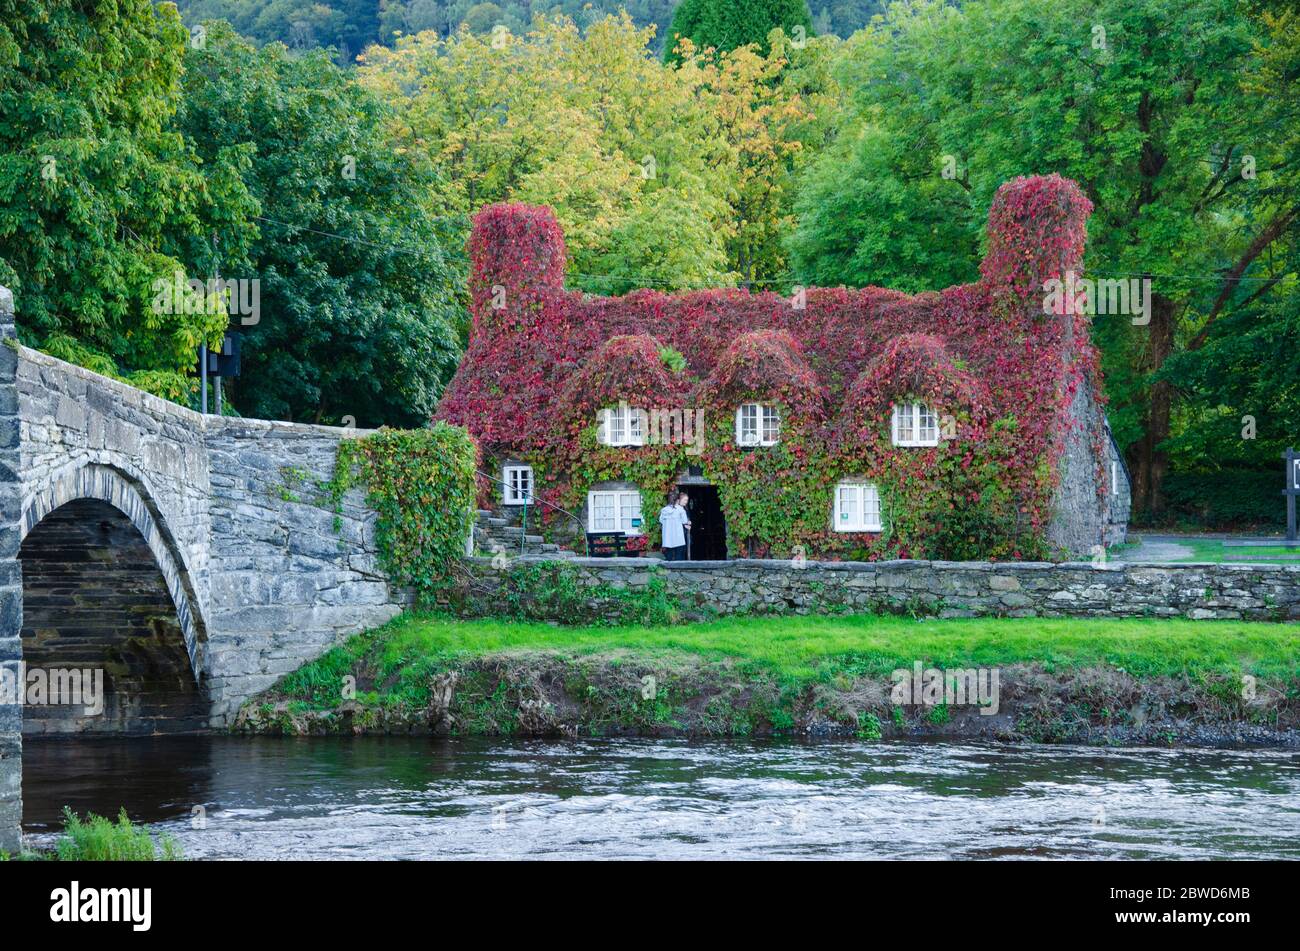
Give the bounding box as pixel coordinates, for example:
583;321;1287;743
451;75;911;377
20;736;1300;859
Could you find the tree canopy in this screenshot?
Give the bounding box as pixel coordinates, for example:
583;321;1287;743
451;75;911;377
176;22;465;427
664;0;814;63
358;14;835;293
0;0;237;398
786;0;1299;515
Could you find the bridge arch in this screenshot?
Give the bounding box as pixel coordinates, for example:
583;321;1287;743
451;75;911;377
20;463;208;681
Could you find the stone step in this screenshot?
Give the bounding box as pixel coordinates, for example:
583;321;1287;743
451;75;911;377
473;508;579;558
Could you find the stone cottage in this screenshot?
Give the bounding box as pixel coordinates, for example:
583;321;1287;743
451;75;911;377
438;174;1130;561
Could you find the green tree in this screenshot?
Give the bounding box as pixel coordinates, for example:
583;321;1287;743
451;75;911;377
1160;2;1300;475
0;0;235;396
359;15;740;292
176;22;465;426
664;0;813;63
787;0;1298;518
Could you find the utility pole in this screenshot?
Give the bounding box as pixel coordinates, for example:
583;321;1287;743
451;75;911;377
1285;447;1298;542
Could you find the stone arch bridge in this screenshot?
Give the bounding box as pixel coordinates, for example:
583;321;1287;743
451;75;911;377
0;287;409;850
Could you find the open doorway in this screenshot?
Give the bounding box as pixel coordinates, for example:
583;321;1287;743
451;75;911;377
678;484;727;560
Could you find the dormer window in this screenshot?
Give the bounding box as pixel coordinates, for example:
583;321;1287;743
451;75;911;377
892;402;939;446
503;465;533;505
736;403;780;446
598;405;645;446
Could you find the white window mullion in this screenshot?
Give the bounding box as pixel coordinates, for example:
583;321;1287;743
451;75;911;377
892;402;938;447
737;403;779;446
588;489;643;535
834;481;882;533
618;490;642;535
503;465;533;504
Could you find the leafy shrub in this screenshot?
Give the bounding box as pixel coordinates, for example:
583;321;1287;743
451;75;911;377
328;423;478;597
1155;470;1285;529
56;808;182;861
482;562;681;625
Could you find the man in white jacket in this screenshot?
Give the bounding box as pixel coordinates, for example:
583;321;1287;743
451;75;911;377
659;491;690;561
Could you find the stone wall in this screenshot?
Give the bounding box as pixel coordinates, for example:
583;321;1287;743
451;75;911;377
203;419;410;725
16;346;214;676
1104;428;1132;547
1046;343;1131;553
0;288;22;853
13;342;411;728
458;555;1300;622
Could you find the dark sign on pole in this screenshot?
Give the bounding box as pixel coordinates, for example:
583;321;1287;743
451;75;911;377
1284;447;1299;541
196;332;241;379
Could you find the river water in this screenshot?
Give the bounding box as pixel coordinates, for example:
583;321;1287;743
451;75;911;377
20;736;1300;859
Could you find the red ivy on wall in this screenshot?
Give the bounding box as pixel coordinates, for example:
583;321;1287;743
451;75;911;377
438;175;1110;560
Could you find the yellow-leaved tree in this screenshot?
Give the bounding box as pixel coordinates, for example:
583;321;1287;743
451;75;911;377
358;13;837;295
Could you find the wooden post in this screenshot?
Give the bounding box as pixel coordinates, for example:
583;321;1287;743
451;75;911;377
1285;447;1298;542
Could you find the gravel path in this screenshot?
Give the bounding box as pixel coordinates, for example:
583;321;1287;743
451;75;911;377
1116;535;1197;562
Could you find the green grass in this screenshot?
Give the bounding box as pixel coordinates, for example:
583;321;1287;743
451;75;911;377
1172;538;1300;563
272;610;1300;712
54;808;182;861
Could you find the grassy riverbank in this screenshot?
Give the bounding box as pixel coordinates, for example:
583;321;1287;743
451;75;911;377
238;612;1300;745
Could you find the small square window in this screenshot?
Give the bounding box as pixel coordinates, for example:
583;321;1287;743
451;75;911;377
833;482;882;532
598;405;645;447
892;402;940;447
503;465;533;505
736;403;780;446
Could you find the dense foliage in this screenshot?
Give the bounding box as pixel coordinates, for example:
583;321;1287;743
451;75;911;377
787;0;1300;519
330;423;478;595
439;176;1106;560
175;23;464;426
173;0;882;57
663;0;814;62
357;15;835;293
0;0;232;399
0;6;462;424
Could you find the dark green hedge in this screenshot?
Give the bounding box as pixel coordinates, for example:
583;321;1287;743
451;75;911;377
1152;469;1286;530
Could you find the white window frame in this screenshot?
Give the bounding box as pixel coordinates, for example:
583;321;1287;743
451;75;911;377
598;405;645;447
735;403;781;447
502;465;534;505
891;402;939;447
833;481;882;533
587;490;644;535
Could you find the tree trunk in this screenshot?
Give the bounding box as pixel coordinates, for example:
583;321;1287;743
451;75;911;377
1127;293;1176;519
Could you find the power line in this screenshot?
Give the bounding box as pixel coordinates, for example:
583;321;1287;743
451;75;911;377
252;214;463;257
